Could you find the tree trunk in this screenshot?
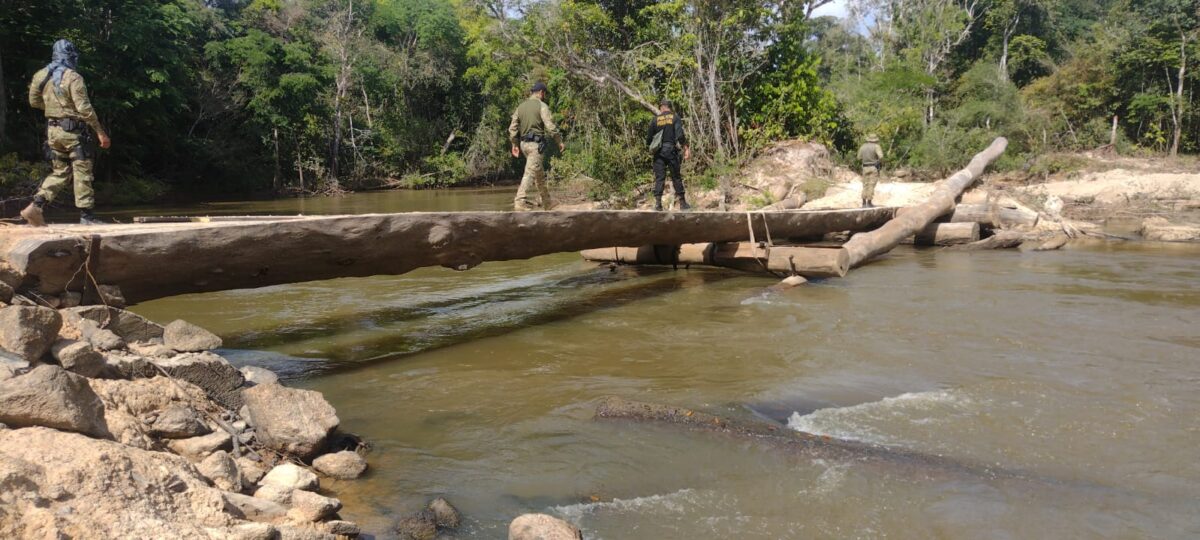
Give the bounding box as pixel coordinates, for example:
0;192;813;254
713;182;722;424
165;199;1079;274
5;208;895;303
843;138;1008;268
1171;32;1186;157
272;128;281;192
0;46;6;149
900;222;980;246
580;242;851;278
946;202;1039;228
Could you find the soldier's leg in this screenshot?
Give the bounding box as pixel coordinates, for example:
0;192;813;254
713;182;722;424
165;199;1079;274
514;142;543;210
861;167;879;206
535;158;552;210
652;155;668;207
72;158;95;210
668;154;685;197
36;151;73;204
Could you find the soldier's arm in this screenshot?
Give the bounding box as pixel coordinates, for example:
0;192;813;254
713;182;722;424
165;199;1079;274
68;72;107;137
508;108;520;146
539;103;562;145
646;118;657;146
28;70;46;110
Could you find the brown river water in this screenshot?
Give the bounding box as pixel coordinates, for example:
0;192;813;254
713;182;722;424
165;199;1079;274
121;189;1200;539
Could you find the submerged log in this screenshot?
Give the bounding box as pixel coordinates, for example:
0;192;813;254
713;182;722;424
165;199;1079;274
581;243;850;278
843;138;1008;268
900;222;980;246
947;230;1027;251
595;396;1022;479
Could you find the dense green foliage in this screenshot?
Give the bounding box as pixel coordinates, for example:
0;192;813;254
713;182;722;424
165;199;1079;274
0;0;1196;205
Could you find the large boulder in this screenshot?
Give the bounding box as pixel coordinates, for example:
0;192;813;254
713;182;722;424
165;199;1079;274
61;306;163;343
0;365;108;437
260;462;320;492
287;490;342;523
312;450;367;480
88;376;211;449
154;352;245;409
148;404;210;439
68;317;126;351
167;430;232;460
51;339;110;378
0;427;260;538
243;383;339;459
164;319;223;352
0;305;62;362
508;514;583;540
197;450;243;492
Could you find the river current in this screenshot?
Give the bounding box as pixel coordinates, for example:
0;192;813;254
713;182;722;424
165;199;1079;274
123;189;1200;539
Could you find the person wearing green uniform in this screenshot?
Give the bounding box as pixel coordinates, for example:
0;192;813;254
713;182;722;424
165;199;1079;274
857;134;884;208
21;39;111;226
507;82;564;211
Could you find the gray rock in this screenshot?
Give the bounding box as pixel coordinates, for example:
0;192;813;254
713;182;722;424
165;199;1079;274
197;450;242;492
277;524;338;540
62;306;163;343
59;291;82;308
164;319;223;352
225;522;278;540
287;490;343;523
0;281;12;303
0;305;62;362
237;456;267;485
252;483;294;506
0;365;108;437
240;365;279;387
222;491;288;523
153;352;245;409
149;404;210;439
243;383;339;459
312;450;368;480
508;514;583;540
260;462;319;492
129;341;178;358
103;351;157;379
322;520;361;537
0;352;30;381
51;339;110;378
396;509;438;540
167;430;232;460
429;497;461;529
73;318;126;351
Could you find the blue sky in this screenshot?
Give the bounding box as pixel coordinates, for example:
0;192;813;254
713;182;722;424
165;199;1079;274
811;0;850;19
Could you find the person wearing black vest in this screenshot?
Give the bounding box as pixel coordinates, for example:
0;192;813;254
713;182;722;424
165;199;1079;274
645;99;691;211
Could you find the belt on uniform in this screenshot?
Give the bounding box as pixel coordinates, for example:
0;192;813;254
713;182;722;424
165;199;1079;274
47;117;85;132
521;134;545;143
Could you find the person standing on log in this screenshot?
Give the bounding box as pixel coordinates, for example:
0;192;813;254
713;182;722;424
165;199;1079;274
646;99;691;211
20;39;111;227
508;82;563;211
857;134;884;208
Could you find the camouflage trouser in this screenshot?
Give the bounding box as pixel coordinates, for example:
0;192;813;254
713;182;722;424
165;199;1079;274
861;165;879;205
37;125;95;209
514;141;551;211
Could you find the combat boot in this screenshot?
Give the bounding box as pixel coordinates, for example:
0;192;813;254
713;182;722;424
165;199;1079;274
653;196;664;211
676;195;691;211
20;196;47;227
80;208;102;226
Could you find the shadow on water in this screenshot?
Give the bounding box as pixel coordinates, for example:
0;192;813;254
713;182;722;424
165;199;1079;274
225;265;742;379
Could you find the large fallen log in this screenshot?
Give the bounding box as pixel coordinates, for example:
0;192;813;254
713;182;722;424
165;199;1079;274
843;138;1008;268
595;396;1022;479
1;209;893;303
581;242;850;278
948;203;1038;228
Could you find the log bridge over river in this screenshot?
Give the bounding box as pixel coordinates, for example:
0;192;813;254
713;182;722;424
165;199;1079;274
0;138;1008;306
0;207;895;305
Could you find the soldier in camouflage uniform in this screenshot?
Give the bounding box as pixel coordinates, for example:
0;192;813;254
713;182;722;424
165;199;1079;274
507;82;563;211
21;39;111;227
857;134;884;208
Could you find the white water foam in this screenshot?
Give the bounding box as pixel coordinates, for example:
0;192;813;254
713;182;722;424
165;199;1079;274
787;389;976;445
551;488;699;521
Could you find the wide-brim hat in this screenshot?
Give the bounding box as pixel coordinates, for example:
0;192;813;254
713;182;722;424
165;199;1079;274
866;134;880;143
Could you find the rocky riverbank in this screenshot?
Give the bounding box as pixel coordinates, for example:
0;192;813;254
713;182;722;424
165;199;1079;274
0;294;587;539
